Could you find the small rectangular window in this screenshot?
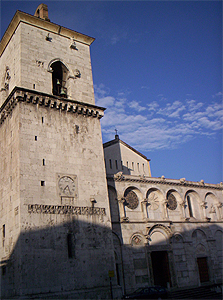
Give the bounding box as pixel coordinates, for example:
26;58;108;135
127;161;129;168
43;159;45;166
115;160;118;169
42;117;44;123
35;136;37;141
67;233;73;258
132;162;134;170
109;159;112;169
142;163;145;172
2;266;6;276
137;163;139;172
41;181;45;186
33;84;35;89
3;225;5;238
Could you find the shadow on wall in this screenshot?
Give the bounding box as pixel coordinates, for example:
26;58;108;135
107;184;223;294
112;222;223;296
1;212;223;299
0;214;119;299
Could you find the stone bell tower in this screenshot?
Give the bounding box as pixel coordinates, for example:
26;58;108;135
0;4;120;299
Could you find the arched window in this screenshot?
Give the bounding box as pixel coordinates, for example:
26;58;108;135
51;61;68;97
187;195;193;217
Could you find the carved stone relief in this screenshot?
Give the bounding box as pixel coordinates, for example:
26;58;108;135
28;204;106;216
125;190;139;210
148;191;159;210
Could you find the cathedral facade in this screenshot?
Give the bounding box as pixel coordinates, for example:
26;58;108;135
0;4;222;299
104;135;223;295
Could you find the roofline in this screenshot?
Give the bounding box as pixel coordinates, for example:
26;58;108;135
0;10;95;57
106;174;223;190
103;138;150;161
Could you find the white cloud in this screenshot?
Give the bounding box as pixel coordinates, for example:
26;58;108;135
94;84;222;150
95;96;115;108
147;101;159;111
212;92;222;98
128;100;146;112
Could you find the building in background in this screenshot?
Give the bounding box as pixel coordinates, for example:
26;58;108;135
104;135;223;294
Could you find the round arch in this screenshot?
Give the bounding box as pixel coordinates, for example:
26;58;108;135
123;186;143;210
185;190;202;219
147;224;172;246
130;232;146;247
205;192;219;220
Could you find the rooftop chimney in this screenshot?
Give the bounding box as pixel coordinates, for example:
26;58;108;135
34;4;50;21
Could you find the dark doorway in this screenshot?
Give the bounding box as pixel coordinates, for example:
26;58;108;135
151;251;171;287
197;257;209;283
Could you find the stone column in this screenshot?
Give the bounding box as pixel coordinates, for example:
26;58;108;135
117;198;126;220
179;200;186;219
200;201;208;220
161;199;168;220
141;199;148;220
179;200;187;220
217;202;223;220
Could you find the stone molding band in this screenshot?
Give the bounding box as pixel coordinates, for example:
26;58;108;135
0;87;105;125
107;175;223;191
28;204;106;216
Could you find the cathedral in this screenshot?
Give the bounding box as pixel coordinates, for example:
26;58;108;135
0;4;222;299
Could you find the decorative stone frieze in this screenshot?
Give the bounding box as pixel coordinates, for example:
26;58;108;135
0;87;105;125
27;204;106;216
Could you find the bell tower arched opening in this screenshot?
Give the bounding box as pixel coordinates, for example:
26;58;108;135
51;61;68;98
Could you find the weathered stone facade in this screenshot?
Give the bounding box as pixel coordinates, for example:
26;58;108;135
1;4;222;300
0;5;121;299
104;136;223;295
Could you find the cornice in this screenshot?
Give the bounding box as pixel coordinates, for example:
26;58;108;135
107;174;223;191
0;10;95;57
0;87;105;125
112;220;223;224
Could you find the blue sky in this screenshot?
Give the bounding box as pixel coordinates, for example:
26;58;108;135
1;1;222;184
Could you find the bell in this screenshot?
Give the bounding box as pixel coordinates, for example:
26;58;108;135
60;88;66;96
56;79;60;85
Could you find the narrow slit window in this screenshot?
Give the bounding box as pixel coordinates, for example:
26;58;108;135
132;162;134;170
137;163;139;172
42;117;44;123
35;136;37;141
2;225;5;239
67;233;73;258
187;196;193;217
43;159;45;166
2;266;6;276
127;161;129;168
109;159;112;169
115;160;118;169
